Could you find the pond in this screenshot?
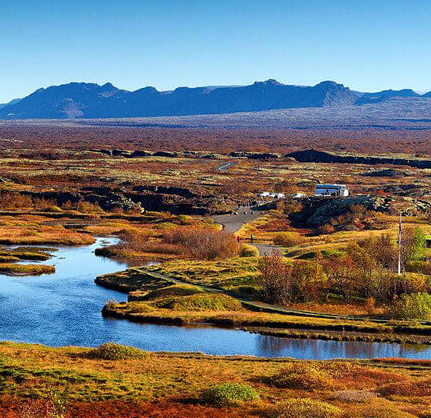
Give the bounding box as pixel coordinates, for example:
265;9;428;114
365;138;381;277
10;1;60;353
1;237;431;360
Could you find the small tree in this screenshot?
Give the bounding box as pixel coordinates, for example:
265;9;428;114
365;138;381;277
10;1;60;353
402;227;426;264
389;293;431;320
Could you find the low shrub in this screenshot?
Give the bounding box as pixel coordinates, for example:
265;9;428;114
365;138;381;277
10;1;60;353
318;224;335;234
270;363;333;390
350;401;417;418
405;260;431;275
161;293;242;312
77;201;104;213
268;398;341;418
240;244;259;257
164;225;239;260
388;293;431;320
200;383;259;407
125;302;154;313
320;362;407;389
142;284;203;301
378;377;431;397
273;232;306;247
86;342;146;360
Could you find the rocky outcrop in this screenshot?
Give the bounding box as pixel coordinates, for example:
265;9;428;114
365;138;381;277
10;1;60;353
287;149;431;169
361;169;404;177
11;186;213;215
132;185;197;198
20;191;81;206
291;194;431;228
229;152;281;160
290;196;389;227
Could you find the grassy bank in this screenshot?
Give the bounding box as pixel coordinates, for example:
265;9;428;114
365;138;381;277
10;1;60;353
0;263;55;276
0;215;94;246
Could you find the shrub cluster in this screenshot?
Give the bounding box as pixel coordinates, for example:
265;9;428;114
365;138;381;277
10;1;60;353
200;383;260;407
258;228;431;307
273;231;306;247
388;293;431;320
349;401;417;418
267;398;341;418
86;342;146;360
240;243;260;257
270;363;333;390
163;225;239;260
161;293;242;312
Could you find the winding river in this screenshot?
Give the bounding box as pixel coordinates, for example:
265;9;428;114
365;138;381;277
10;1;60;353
1;237;431;360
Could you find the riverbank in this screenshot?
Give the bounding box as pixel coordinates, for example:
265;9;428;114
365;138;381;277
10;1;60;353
0;341;430;418
97;266;431;346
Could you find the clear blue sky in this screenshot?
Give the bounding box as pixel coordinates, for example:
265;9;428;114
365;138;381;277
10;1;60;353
1;0;430;102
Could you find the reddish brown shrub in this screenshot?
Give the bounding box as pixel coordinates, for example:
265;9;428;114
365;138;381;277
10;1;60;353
163;225;239;260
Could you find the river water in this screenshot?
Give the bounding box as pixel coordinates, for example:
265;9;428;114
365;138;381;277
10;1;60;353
1;237;431;360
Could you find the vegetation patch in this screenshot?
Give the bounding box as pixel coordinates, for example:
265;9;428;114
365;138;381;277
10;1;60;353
273;231;306;247
0;263;55;276
147;257;259;290
349;400;418;418
267;398;341;418
200;383;259;407
159;293;242;312
85;342;147;360
240;244;259;257
129;283;203;301
269;363;333;390
389;293;431;320
378;376;431;397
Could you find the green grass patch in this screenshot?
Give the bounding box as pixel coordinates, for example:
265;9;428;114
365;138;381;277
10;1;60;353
200;383;260;407
159;293;242;312
86;343;147;360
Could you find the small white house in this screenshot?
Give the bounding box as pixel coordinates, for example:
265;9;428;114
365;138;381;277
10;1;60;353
315;184;349;198
258;192;271;197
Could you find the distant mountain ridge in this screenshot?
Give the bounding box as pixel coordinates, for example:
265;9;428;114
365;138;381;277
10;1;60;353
0;98;21;110
0;80;430;119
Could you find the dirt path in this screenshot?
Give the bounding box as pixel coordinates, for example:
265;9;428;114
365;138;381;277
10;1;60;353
212;206;262;233
142;266;379;322
212;206;277;255
217;161;237;171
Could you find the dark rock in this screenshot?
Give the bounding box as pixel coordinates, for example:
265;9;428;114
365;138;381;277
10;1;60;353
287;149;431;170
130;150;152;157
229;151;280;159
132;185;197;198
290;195;383;227
361;169;402;177
153;151;179;158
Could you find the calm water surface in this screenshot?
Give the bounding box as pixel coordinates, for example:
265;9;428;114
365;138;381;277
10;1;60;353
1;237;431;360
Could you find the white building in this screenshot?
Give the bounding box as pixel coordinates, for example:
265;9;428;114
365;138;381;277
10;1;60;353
269;193;285;199
258;192;285;199
315;184;349;197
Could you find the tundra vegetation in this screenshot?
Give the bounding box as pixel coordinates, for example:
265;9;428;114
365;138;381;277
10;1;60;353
2;125;431;416
0;342;430;418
